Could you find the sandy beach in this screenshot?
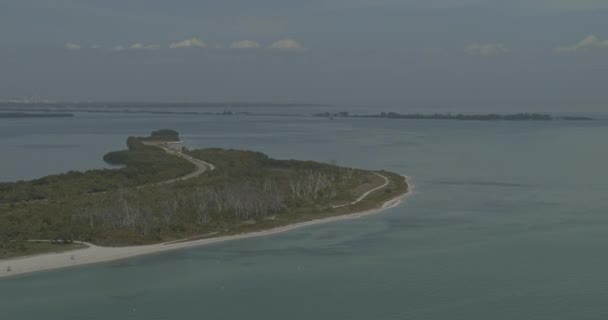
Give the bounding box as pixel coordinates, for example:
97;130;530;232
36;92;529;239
0;177;413;279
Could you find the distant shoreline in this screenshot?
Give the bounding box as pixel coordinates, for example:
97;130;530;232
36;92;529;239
0;176;412;279
314;112;593;121
0;105;594;121
0;112;74;119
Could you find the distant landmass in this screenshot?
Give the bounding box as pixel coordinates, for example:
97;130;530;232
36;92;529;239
0;112;74;118
1;102;593;122
314;112;593;121
0;102;326;109
0;106;307;117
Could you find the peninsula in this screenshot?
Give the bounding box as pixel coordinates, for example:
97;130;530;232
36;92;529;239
0;130;410;277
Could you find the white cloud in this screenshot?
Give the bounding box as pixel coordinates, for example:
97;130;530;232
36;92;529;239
270;39;305;50
169;38;206;49
465;43;509;56
130;43;161;50
555;35;608;53
113;45;125;52
230;40;261;49
65;43;81;50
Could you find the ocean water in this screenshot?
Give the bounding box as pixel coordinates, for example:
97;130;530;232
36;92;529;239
1;112;608;319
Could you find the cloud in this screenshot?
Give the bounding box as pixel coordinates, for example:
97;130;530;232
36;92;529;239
169;38;207;49
65;43;81;50
230;40;261;49
130;43;161;50
113;45;125;52
555;35;608;53
465;43;509;56
269;39;305;50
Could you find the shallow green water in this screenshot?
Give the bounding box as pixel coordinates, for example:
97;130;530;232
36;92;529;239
1;113;608;319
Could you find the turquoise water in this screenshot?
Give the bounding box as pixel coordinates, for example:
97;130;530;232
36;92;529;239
2;113;608;319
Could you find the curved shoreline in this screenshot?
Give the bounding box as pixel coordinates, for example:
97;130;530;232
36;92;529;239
0;176;413;279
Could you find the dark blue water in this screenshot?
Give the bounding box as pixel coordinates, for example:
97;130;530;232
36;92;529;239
1;112;608;319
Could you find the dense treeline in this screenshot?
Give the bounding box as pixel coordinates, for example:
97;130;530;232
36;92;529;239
0;131;408;257
0;134;193;204
368;112;553;121
314;112;593;121
136;129;180;142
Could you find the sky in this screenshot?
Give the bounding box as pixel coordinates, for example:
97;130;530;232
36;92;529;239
1;0;608;111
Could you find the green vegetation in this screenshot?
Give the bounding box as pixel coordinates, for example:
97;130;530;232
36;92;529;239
136;129;180;142
0;135;193;203
0;130;408;258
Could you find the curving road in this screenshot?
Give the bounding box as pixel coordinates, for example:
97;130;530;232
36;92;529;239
142;141;215;186
331;172;389;209
152;145;387;209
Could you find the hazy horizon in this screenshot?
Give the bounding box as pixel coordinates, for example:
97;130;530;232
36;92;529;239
2;1;608;112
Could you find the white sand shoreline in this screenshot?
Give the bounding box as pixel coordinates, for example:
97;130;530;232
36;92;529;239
0;176;413;279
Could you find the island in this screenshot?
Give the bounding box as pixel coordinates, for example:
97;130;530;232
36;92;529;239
313;112;593;121
0;130;410;277
0;112;75;118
